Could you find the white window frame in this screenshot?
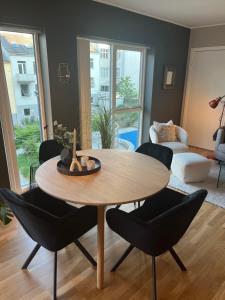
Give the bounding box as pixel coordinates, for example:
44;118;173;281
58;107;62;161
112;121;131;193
0;28;48;192
112;44;146;146
77;37;147;149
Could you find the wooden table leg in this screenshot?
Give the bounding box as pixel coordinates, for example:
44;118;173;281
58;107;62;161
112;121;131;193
97;206;105;289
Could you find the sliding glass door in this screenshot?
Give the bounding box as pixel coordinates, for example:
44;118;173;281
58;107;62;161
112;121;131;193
87;40;146;150
0;29;46;191
113;46;145;150
90;42;112;148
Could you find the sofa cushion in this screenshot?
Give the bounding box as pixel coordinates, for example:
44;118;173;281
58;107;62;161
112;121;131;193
160;142;189;154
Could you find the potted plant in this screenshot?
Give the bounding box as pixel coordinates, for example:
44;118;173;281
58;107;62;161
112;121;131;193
92;104;114;149
0;199;13;225
53;121;77;165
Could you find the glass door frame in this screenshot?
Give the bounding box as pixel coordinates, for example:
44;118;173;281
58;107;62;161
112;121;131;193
112;43;147;146
77;37;147;149
0;27;47;193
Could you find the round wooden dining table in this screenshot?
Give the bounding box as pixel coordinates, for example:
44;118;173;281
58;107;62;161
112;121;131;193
36;149;170;289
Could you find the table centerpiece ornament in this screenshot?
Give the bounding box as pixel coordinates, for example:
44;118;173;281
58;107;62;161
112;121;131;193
55;125;101;176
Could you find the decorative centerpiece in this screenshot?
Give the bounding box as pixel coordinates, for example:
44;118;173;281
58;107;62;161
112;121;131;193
54;123;101;176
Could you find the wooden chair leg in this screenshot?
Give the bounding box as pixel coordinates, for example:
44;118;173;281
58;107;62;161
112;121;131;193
53;252;57;300
152;256;157;300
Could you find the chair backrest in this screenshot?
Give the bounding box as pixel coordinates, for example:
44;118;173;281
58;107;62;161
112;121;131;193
0;188;60;250
146;189;207;256
39;139;63;164
136;142;173;170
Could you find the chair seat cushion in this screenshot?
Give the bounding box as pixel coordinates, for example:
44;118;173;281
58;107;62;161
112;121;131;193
159;142;189;154
171;152;211;183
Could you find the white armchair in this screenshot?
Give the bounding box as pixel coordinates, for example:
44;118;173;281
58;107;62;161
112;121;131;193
149;124;189;154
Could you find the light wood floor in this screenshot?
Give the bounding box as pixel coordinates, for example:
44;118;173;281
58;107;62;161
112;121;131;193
0;146;222;300
1;200;225;300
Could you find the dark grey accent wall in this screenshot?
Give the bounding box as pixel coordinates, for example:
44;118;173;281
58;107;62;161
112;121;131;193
0;0;190;187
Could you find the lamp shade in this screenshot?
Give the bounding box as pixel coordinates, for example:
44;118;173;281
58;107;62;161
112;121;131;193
209;97;222;109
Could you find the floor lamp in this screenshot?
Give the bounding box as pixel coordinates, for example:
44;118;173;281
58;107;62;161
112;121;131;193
209;95;225;127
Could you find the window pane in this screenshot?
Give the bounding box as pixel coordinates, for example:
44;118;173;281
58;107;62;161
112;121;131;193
114;111;141;150
90;42;111;149
116;49;142;109
0;31;42;187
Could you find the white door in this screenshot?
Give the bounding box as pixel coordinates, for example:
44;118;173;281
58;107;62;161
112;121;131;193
183;47;225;150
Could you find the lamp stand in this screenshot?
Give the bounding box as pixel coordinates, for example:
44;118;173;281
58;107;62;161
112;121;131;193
219;101;225;128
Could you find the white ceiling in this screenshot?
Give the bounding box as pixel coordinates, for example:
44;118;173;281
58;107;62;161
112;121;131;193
94;0;225;28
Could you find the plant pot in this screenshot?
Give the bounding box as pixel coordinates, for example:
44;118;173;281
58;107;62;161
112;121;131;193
60;148;72;166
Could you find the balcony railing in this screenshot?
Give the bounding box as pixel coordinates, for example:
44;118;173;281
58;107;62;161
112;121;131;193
16;73;36;82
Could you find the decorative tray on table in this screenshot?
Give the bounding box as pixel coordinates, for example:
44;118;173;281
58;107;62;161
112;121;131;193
57;156;101;176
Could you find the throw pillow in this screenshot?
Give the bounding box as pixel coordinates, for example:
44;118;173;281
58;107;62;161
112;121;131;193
157;124;177;142
153;120;173;132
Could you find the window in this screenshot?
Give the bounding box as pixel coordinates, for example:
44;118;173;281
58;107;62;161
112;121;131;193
24;108;30;116
18;61;27;74
116;67;120;78
91;77;95;88
90;58;94;69
100;85;109;92
33;61;37;74
20;84;30;97
100;48;109;59
100;67;109;78
34;84;38;95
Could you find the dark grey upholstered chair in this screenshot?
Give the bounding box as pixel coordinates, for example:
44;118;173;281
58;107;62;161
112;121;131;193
116;143;173;210
215;128;225;187
29;139;81;189
107;189;207;300
0;187;97;300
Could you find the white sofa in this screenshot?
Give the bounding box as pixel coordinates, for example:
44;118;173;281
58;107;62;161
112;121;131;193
149;125;189;154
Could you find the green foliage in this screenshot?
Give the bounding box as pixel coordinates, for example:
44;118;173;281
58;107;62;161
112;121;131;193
115;111;139;128
53;121;74;150
117;76;138;107
0;200;13;225
92;105;114;149
14;120;41;178
91;114;101;132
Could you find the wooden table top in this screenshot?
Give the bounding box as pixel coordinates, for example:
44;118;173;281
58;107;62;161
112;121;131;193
36;149;170;206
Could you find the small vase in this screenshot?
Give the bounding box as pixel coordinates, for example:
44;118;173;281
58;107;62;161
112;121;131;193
60;148;72;166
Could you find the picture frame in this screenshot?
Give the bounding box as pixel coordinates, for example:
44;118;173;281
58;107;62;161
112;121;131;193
163;65;176;89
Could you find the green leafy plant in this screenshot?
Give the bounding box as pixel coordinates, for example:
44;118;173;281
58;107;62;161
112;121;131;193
117;76;138;107
93;105;114;149
14;119;41;178
0;200;13;225
53;121;74;150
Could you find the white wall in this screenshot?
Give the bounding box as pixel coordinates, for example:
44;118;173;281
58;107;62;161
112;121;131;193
182;25;225;150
